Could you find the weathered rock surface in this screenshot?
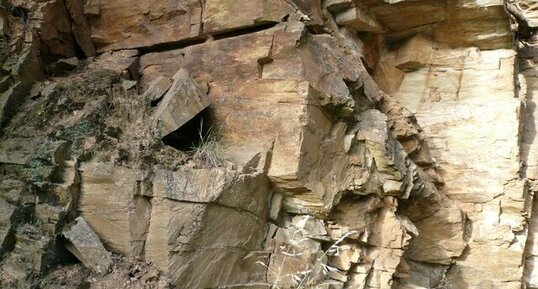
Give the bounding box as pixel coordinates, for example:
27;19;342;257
375;15;526;289
62;217;113;275
1;0;537;289
153;69;211;138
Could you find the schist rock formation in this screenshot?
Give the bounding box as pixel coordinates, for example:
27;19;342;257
1;1;538;288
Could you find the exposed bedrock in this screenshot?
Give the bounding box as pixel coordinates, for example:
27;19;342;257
1;0;537;289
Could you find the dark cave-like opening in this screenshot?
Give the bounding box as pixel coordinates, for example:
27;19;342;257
161;107;216;152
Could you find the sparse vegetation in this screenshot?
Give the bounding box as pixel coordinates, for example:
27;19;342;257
258;229;357;289
23;140;53;183
56;119;95;143
191;118;223;167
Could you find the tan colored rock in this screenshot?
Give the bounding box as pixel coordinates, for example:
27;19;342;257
146;168;269;288
355;109;413;198
509;1;538;29
0;1;529;288
334;6;383;32
392;34;469;71
151;167;269;216
266;224;325;287
79;162;269;287
85;0;323;52
446;244;524;289
405;205;467;264
203;0;295;34
78;162;147;255
66;0;97;57
146;199;267;288
35;204;64;235
434;1;511;49
387;30;523;287
86;0;203;52
368;1;448;32
140;22;362;215
153;69;211;138
393;260;448;289
329;244;361;271
62;217;113;275
393;44;518;204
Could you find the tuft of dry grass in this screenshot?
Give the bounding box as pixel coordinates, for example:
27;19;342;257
258;229;358;289
191;118;222;167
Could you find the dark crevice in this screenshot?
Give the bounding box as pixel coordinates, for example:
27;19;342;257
161;107;214;151
61;0;89;60
135;22;278;55
138;37;207;54
10;6;28;21
212;22;278;40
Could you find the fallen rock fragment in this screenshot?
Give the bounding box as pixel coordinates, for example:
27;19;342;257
62;216;112;275
153;69;211;138
142;76;172;104
48;57;79;76
334;6;384;33
88;49;140;79
121;80;137;91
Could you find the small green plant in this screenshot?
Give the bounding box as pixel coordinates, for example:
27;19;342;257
57;119;94;142
191;118;223;167
23;140;52;183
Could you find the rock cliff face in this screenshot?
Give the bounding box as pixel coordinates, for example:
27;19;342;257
1;0;538;288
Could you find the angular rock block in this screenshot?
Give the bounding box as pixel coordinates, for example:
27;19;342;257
78;162;148;255
142;76;172;103
394;43;518;204
145;199;267;288
85;0;315;52
334;7;384;32
267;227;324;287
62;217;113;275
152;167;268;216
78;162;270;287
387;32;523;287
85;0;203;52
355;109;414;198
140;22;364;215
153;69;211;138
203;0;295;34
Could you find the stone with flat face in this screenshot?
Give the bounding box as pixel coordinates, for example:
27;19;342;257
140;22;364;215
78;162;147;256
387;33;522;288
86;0;203;52
62;217;113;275
153;69;211;138
203;0;295;34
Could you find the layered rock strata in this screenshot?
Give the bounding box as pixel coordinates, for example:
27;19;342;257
1;1;537;289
